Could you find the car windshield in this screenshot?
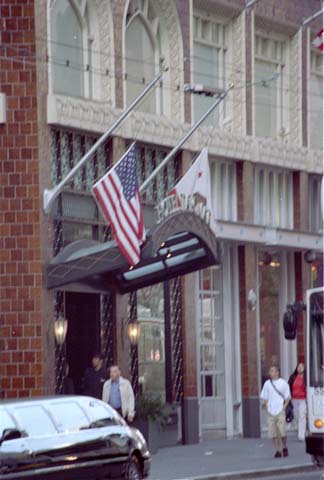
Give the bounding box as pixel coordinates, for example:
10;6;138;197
309;292;324;388
86;400;124;428
48;401;89;432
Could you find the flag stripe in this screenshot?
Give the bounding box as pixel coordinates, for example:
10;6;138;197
109;172;139;235
94;183;139;265
99;180;140;260
92;143;145;266
108;173;139;237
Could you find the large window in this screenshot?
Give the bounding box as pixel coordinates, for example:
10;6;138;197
254;167;293;228
193;12;228;126
309;51;323;150
254;35;288;138
125;0;162;114
211;160;237;221
50;0;95;98
137;283;165;401
258;252;281;387
308;175;323;233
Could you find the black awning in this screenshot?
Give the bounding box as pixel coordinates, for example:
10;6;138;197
46;211;220;294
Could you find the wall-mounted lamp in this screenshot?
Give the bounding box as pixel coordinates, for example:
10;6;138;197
127;321;141;346
54;317;68;345
248;289;257;312
304;250;317;264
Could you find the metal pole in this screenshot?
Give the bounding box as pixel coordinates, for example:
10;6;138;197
302;8;323;26
43;72;163;213
245;0;259;8
139;85;233;194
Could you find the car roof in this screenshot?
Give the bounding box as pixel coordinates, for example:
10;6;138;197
0;395;106;408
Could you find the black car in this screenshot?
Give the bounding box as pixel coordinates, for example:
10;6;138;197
0;396;151;479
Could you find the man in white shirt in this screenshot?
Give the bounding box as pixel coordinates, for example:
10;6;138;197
102;365;135;423
260;365;291;458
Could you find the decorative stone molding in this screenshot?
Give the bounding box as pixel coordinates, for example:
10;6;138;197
152;0;184;121
47;93;323;174
230;11;246;136
289;30;302;146
95;0;115;105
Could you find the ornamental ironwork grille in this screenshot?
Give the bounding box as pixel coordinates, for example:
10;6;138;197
51;128;114;393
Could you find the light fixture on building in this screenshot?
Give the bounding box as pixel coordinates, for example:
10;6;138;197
127;321;141;346
304;250;317;264
259;252;272;266
248;289;257;311
54;317;68;345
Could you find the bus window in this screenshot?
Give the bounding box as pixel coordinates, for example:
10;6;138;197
309;292;324;388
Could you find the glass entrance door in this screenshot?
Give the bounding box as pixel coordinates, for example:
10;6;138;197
198;266;226;432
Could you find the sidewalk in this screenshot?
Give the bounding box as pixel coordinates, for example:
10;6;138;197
148;435;316;480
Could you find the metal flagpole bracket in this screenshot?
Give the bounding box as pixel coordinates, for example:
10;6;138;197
139;83;234;195
43;71;163;214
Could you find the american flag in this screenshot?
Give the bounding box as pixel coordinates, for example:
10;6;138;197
92;143;145;266
312;29;324;51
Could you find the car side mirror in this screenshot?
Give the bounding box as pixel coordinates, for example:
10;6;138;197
0;428;22;445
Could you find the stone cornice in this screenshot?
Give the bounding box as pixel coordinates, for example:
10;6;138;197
47;94;323;174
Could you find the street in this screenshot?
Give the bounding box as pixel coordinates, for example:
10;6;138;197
259;471;322;480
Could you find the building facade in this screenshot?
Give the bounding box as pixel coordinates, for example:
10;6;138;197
0;0;323;442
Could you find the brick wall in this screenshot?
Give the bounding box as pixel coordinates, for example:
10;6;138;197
0;0;43;398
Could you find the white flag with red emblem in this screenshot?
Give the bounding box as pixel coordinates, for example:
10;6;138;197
312;29;324;51
169;148;216;232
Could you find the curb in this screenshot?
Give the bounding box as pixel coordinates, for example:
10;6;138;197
185;463;317;480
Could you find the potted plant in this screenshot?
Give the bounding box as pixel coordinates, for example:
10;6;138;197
133;394;166;454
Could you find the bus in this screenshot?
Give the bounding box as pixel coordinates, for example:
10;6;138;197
284;286;324;465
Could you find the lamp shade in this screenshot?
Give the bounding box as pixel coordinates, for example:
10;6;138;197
54;317;68;345
127;321;141;346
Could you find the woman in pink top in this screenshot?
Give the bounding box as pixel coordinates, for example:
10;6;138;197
288;362;307;441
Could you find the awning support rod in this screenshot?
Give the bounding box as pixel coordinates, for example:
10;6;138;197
43;72;163;213
139;84;233;194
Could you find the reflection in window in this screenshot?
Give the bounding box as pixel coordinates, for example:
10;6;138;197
137;283;165;401
199;267;225;398
258;252;281;387
50;0;94;98
254;167;293;228
254;36;288;138
125;0;162;114
309;51;323;149
49;402;89;432
193;12;228;126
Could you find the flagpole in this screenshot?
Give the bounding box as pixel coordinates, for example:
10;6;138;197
302;8;323;26
43;72;163;213
139;84;234;194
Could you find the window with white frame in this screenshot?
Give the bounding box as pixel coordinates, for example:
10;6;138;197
211;160;237;221
50;0;95;98
309;51;323;150
308;175;323;233
125;0;162;114
254;35;289;138
254;167;293;228
193;12;228;126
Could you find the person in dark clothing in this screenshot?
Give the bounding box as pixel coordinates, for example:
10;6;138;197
61;363;75;395
83;353;108;399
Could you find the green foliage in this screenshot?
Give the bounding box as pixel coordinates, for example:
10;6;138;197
135;394;166;423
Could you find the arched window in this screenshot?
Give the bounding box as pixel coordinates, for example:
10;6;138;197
50;0;95;98
125;0;162;114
